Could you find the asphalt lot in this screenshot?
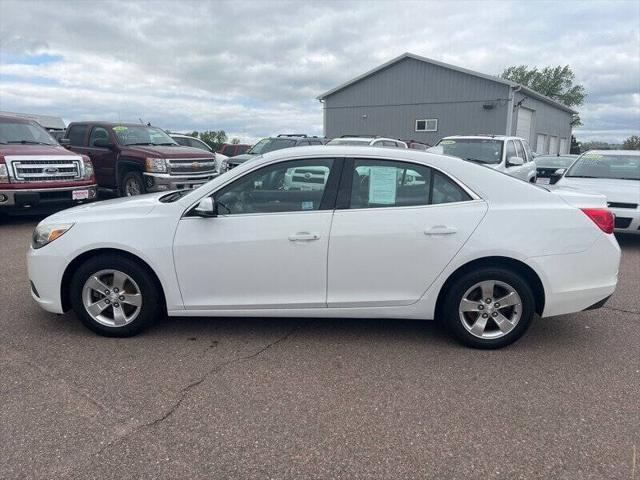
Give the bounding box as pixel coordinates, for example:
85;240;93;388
1;214;638;480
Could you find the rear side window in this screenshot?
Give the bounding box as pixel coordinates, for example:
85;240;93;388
348;159;471;209
522;140;533;162
173;137;190;146
514;140;525;161
67;125;88;146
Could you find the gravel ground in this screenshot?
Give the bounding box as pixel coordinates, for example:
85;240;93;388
1;215;638;479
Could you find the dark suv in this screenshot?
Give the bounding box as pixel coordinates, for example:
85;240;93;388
226;134;326;169
64;122;218;196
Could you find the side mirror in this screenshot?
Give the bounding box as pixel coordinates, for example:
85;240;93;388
93;138;113;149
507;156;524;166
59;138;71;146
554;168;567;176
194;197;217;217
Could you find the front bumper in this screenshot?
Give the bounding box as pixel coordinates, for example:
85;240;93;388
610;207;640;234
27;243;68;314
0;185;97;210
143;172;218;192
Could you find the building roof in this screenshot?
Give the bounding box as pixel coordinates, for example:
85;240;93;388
317;52;577;114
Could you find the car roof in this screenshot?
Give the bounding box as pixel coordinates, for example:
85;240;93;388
68;121;159;127
441;135;522;141
585;150;639;156
0;114;32;123
170;133;199;139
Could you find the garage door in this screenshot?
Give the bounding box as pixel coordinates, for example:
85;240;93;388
549;136;559;155
516;107;533;143
559;138;568;154
536;134;547;154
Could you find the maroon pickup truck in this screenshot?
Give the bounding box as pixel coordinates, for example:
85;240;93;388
0;114;97;213
64;122;219;196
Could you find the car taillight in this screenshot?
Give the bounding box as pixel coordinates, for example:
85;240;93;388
580;208;615;234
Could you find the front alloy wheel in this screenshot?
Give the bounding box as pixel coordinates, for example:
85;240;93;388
82;269;143;327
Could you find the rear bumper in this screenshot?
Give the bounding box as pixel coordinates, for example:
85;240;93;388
610;207;640;234
528;233;621;317
143;172;218;192
0;185;97;211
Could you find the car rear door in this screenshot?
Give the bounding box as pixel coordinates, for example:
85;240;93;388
327;158;487;307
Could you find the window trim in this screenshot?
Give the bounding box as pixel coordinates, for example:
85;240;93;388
336;157;476;211
415;118;438;132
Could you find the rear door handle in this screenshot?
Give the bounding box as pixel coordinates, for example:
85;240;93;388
288;232;320;242
424;226;457;236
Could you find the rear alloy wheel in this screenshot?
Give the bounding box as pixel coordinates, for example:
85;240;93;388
442;267;535;349
70;254;161;337
121;171;146;197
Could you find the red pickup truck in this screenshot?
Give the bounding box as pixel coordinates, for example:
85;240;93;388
0;114;97;213
65;122;218;196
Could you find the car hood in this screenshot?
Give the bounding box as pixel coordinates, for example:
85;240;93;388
43;192;169;223
0;143;77;156
555;177;640;204
227;153;255;164
120;145;214;159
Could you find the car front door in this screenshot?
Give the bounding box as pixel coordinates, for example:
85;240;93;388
327;158;487;307
85;126;118;187
172;157;340;311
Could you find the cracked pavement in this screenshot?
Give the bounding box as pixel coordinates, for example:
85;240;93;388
1;216;638;479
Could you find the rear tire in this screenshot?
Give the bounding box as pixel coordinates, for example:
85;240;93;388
70;254;161;337
441;267;535;349
120;170;146;197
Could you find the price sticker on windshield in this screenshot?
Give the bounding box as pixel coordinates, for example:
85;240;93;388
440;140;456;145
113;126;128;132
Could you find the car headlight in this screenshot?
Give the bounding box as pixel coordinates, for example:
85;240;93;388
220;159;229;172
82;158;95;180
32;223;74;249
145;157;169;173
0;163;9;184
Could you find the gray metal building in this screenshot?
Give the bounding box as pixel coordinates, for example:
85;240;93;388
317;53;576;153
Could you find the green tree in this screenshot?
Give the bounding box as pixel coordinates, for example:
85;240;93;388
622;135;640;150
501;65;585;126
198;130;227;151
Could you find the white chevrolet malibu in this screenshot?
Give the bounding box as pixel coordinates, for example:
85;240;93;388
28;146;621;349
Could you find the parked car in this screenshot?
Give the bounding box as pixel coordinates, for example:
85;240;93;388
534;154;578;185
327;136;408;148
404;140;431;151
226;134;325;169
169;134;227;174
431;135;537;182
0;114;97;213
28;146;620;349
64;122;218;196
555;150;640;234
218;143;251;158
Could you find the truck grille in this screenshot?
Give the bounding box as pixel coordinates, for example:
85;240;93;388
9;158;82;182
168;158;217;175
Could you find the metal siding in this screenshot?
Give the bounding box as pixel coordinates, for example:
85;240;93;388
323;57;510;142
511;92;573;145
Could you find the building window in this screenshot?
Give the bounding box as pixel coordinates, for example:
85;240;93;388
415;119;438;132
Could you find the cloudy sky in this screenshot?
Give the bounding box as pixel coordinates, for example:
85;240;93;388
0;0;638;143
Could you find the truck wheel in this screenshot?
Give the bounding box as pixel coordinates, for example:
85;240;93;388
69;254;161;337
441;267;535;349
121;171;146;197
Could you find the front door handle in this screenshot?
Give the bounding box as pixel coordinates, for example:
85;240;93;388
424;226;457;236
288;232;320;242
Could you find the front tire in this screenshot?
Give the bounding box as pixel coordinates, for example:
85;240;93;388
441;267;535;349
69;254;161;337
121;171;146;197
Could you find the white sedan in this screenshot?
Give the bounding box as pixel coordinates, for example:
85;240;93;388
28;146;621;349
554;150;640;234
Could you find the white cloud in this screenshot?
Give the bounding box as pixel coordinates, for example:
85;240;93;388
0;0;638;143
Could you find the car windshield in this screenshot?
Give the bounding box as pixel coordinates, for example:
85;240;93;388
565;152;640;181
247;138;297;154
535;155;576;168
327;138;371;146
437;138;503;164
113;125;177;146
0;119;57;145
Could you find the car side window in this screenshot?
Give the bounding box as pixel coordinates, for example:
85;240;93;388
382;140;397;147
522;140;533;161
514;140;525;161
214;158;335;215
349;159;471;209
505;141;517;162
89;127;110;147
67;125;88;146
